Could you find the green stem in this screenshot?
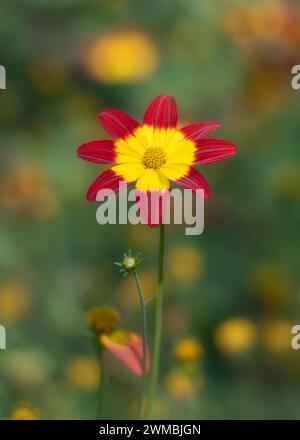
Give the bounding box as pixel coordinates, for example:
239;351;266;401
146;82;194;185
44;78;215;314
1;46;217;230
145;223;165;419
133;270;148;419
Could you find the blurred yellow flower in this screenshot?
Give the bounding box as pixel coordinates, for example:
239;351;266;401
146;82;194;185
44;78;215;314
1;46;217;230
65;357;100;391
165;370;203;401
261;319;292;354
173;338;204;364
215;317;257;355
9;402;38;420
0;281;32;325
84;28;159;84
87;306;120;335
252;262;291;311
118;269;156;310
168;246;205;283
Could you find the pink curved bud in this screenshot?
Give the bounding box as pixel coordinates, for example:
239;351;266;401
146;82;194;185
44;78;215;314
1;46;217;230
101;331;151;376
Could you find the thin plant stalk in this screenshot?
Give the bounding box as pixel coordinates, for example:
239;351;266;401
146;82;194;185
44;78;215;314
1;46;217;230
145;223;165;419
133;270;148;418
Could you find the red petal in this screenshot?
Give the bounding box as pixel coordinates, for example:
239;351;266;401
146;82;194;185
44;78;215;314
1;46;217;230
87;169;130;201
128;333;151;375
77;140;116;164
175;167;210;199
194;139;237;165
143;95;178;129
98;109;140;140
135;189;170;227
180;122;222;141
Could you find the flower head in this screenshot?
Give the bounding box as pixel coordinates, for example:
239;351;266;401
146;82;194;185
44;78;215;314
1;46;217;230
77;95;237;226
87;306;120;335
9;402;38;420
115;250;142;277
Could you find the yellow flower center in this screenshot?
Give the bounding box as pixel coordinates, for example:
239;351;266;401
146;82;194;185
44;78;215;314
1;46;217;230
142;146;166;170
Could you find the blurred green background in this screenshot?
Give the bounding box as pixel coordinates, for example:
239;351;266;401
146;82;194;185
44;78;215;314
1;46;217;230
1;0;300;420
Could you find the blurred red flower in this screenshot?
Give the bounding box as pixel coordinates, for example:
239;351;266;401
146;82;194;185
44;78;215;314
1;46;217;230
101;330;150;376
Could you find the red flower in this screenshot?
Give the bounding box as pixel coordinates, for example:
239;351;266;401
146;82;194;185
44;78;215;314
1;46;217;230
77;95;237;225
101;330;150;376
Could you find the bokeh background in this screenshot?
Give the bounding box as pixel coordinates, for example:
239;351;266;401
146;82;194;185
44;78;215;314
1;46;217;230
1;0;300;420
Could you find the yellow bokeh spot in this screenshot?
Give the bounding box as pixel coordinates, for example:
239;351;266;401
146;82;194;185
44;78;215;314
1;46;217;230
85;29;159;84
173;338;204;364
0;281;32;325
261;319;292;355
165;370;203;401
9;403;38;420
215;317;257;355
168;246;205;283
65;357;100;391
